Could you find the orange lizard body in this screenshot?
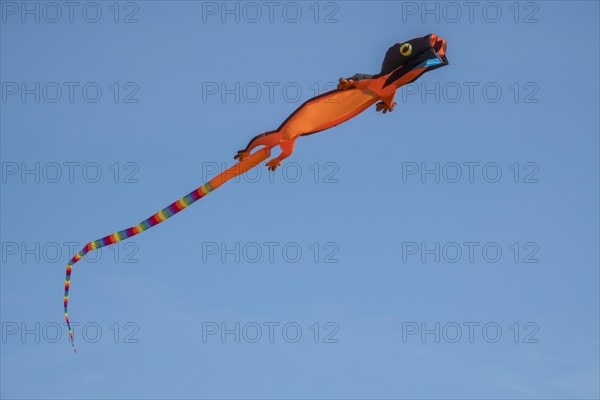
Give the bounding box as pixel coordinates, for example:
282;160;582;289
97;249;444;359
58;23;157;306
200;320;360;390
235;33;448;170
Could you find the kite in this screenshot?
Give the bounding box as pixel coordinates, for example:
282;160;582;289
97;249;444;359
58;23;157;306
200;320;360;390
63;34;448;351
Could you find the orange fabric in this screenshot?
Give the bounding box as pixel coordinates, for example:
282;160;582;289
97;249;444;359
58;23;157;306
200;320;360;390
209;148;271;189
280;89;379;140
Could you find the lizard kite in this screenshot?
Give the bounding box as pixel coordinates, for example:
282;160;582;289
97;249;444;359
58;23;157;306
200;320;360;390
63;34;448;351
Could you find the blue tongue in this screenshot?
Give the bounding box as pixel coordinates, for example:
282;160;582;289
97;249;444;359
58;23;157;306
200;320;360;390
425;58;443;67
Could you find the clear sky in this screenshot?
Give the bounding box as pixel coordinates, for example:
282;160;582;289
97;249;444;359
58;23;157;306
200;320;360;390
1;1;598;399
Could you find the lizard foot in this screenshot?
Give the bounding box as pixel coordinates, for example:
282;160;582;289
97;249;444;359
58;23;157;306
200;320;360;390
337;78;355;90
376;101;397;113
234;150;249;161
265;159;281;171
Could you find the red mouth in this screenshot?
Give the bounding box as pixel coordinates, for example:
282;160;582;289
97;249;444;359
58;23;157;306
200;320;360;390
429;34;447;57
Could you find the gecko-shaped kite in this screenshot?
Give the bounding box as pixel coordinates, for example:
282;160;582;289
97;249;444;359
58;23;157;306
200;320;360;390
63;34;448;351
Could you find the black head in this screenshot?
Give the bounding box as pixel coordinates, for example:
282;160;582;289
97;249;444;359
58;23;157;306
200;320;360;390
380;34;448;75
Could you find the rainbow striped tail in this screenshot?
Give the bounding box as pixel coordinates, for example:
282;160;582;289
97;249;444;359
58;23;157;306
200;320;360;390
64;148;271;351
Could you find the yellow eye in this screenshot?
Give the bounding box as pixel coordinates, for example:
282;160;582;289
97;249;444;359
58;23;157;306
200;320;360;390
400;43;412;56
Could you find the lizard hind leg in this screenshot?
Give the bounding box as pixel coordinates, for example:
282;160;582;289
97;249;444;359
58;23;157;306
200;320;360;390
265;138;296;171
234;130;279;161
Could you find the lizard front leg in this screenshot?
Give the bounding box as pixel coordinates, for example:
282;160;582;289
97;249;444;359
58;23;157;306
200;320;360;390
337;76;375;91
376;92;397;113
338;76;396;113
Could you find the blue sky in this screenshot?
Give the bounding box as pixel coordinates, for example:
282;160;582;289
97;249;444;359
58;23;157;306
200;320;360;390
1;1;598;398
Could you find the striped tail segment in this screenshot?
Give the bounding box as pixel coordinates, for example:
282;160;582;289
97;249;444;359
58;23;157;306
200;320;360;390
63;148;271;352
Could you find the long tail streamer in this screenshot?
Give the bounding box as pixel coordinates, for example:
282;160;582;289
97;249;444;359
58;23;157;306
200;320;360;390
64;148;271;352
